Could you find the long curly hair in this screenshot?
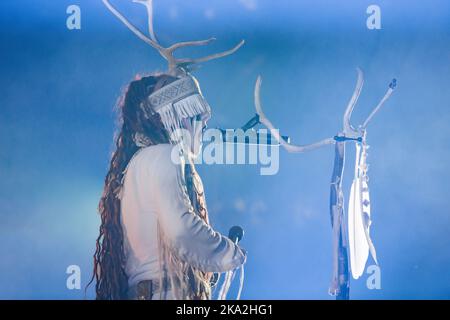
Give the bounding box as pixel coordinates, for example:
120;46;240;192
88;74;211;299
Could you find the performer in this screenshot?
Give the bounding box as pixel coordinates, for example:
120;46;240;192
90;73;246;300
89;0;247;300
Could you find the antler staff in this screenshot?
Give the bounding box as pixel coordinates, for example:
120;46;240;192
254;68;396;149
253;68;397;299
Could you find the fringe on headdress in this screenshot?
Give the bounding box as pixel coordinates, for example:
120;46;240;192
157;94;211;144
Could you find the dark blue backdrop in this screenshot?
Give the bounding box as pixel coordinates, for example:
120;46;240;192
0;0;449;299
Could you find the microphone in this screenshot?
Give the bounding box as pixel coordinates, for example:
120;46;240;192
211;226;245;288
219;226;245;300
228;225;244;244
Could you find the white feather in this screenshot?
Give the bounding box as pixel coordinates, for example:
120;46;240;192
348;143;370;279
360;145;378;265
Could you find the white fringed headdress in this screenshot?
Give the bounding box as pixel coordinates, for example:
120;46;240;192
142;76;211;145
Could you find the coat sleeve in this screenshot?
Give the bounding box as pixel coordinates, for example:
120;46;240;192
151;151;246;273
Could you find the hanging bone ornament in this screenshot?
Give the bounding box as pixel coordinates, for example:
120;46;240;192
252;68;396;299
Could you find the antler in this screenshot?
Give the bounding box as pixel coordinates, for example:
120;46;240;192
254;76;335;153
342;67;364;139
102;0;245;76
253;69;397;151
362;78;397;129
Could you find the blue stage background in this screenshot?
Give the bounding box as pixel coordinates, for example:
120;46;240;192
0;0;449;299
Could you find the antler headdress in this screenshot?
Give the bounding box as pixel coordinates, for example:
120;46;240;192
102;0;244;76
102;0;245;148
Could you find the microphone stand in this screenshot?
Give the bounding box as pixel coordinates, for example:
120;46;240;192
218;114;290;145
